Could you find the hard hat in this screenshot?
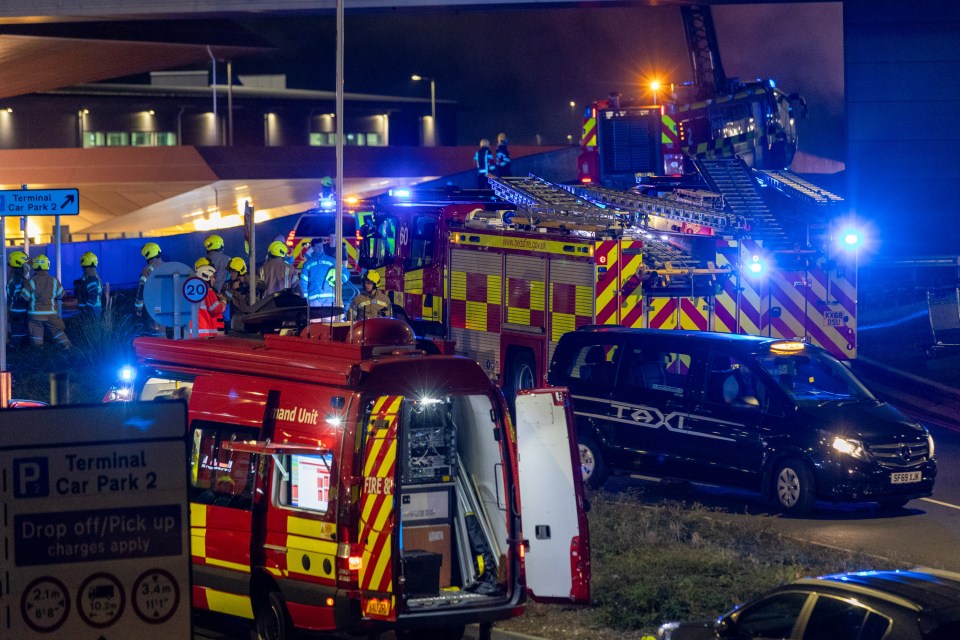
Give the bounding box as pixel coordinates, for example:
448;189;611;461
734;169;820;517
228;256;247;276
196;264;216;283
204;234;224;251
364;270;381;287
268;241;288;258
141;242;161;260
194;257;211;270
32;255;50;271
8;250;28;268
321;176;334;187
80;251;98;268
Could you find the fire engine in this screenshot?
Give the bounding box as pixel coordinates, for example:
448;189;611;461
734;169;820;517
106;317;590;640
359;165;855;410
578;5;806;188
284;197;374;271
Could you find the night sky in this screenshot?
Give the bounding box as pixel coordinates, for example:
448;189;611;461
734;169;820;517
235;2;843;160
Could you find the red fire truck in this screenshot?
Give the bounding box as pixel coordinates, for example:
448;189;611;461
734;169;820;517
106;318;590;640
359;171;856;411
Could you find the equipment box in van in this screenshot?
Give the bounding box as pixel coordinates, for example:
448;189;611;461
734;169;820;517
108;318;590;640
549;327;936;515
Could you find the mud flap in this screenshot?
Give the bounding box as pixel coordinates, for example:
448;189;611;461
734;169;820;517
515;388;591;603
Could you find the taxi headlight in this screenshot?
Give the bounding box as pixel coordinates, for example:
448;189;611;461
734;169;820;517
832;436;870;461
927;432;935;459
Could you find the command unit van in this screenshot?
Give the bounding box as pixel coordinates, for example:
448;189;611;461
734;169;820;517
107;318;590;640
549;327;937;515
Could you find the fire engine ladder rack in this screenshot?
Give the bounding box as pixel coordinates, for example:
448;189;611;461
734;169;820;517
562;182;742;232
490;175;714;279
695;158;792;250
755;170;845;208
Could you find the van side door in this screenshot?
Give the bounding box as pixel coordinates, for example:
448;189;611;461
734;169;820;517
609;339;696;476
515;388;590;603
683;351;768;487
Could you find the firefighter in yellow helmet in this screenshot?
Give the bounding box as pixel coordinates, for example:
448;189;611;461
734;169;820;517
203;234;231;293
258;240;299;297
135;242;163;318
75;251;103;317
223;256;256;332
347;270;391;321
6;250;31;348
21;255;72;350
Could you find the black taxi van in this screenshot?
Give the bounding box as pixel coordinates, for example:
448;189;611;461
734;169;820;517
548;327;937;514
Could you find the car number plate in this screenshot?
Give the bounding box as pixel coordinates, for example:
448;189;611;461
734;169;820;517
890;471;922;484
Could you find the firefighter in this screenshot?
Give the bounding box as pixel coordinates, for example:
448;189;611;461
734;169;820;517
193;263;226;336
223;256;255;331
75;251;103;317
474;138;495;188
135;242;164;317
300;237;336;309
348;270;391;321
6;250;31;349
203;234;231;292
258;241;299;296
495;132;512;177
21;255;71;350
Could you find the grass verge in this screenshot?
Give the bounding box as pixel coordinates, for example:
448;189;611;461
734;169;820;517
498;490;897;639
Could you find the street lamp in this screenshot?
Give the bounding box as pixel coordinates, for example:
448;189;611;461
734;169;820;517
569;101;577;142
412;74;436;146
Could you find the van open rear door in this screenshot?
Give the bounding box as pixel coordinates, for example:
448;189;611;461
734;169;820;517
515;388;591;603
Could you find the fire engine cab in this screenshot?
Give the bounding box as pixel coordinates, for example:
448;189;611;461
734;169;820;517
107;318;590;640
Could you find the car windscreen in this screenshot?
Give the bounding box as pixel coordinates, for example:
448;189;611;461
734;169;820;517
755;349;875;405
295;213;357;238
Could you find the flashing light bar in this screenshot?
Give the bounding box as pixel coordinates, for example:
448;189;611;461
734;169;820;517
389;188;410;198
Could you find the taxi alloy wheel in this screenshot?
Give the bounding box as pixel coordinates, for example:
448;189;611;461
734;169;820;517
578;436;608;489
774;458;815;516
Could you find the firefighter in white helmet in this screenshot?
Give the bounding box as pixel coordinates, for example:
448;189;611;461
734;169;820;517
194;263;226;336
348;270;391;321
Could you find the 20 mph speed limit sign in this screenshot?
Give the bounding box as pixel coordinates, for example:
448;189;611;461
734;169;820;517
181;277;207;303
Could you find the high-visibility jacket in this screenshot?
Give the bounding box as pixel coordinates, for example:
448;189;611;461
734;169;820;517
258;257;299;296
197;288;226;335
474;146;495;176
76;266;103;315
348;288;391;320
496;142;512;177
7;269;28;314
135;257;164;311
21;271;64;316
300;253;340;306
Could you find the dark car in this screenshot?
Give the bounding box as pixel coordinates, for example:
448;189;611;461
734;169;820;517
658;569;960;640
548;327;937;514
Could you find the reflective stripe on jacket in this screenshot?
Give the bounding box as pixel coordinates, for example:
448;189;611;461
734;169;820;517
22;272;64;316
258;257;299;296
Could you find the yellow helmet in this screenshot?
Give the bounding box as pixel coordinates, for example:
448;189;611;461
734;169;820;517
204;234;224;251
228;256;247;276
32;255;50;271
80;251;98;267
268;241;288;258
8;250;28;268
194;256;211;270
363;270;381;287
141;242;161;260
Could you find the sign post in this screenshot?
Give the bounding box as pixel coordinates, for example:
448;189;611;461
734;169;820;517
0;402;191;638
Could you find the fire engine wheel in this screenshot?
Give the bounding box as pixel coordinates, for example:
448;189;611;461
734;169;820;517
255;591;293;640
578;436;608;489
773;458;816;516
505;350;536;413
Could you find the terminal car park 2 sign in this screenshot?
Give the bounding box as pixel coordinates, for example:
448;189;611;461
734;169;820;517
0;402;190;638
0;188;79;216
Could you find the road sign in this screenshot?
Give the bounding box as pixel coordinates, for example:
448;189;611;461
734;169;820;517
181;277;207;304
0;402;191;639
142;262;193;328
0;188;79;216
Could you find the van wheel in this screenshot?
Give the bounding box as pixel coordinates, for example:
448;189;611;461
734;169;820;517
578;436;608;489
255;591;293;640
505;350;536;414
773;458;815;516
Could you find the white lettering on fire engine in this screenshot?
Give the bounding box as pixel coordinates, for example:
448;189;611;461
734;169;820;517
363;476;395;496
271;406;319;425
